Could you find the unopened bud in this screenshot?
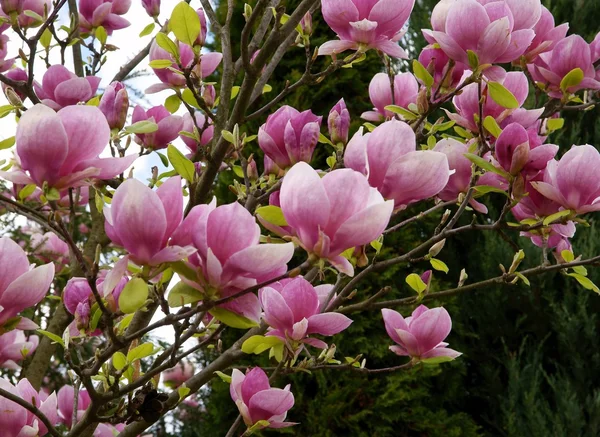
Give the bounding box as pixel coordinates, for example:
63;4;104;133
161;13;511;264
246;157;258;181
328;98;350;145
458;269;468;287
300;11;313;36
428;239;446;257
440;209;451;226
5;87;22;107
417;88;429;114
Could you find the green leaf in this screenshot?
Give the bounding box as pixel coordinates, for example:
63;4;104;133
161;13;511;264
384;105;418;121
464;153;510;178
37;329;65;348
23;9;43;22
139;22;155;37
546;118;564;132
430;258;449;273
178;385;190;401
572;265;587;276
488;81;519;109
270;342;284;362
214;371;232;383
167;144;195;182
89;308;102;331
18;184;36;200
181;88;199;108
426;135;437;149
421;356;455;365
230;86;240;99
318;132;334;146
326;154;336;169
467;50;479;70
167;282;203;307
473;185;509;197
209;307;259;329
560;68;584;92
406;273;427;294
561;249;575;263
164;94;181;113
0;105;14;118
412;60;434;87
568;273;600;294
514;271;530;286
94;190;104;213
170;261;198;281
118;278;149;314
170;2;201;47
221;130;235;144
127;342;155;362
116;314;134;335
542;209;571;226
149;59;174;69
156;152;169;167
255;205;288;227
40;28;52;48
45;187;60;201
241;335;284;354
155;32;179;58
86;95;100;106
112;351;127;370
125;120;159;134
95;26;107;45
232;165;244;178
483;116;502;138
263;84;272;93
370;238;383;254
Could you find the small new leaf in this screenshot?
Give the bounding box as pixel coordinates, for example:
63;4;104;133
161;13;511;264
412;60;434;87
255;205;288;227
118;278;149;314
170;2;201;47
167;282;203;307
560;68;584;92
167;144;195;182
488;81;519;109
430;258;449;273
406;273;427;294
483;116;502;138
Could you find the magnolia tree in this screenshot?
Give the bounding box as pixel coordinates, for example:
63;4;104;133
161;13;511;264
0;0;599;435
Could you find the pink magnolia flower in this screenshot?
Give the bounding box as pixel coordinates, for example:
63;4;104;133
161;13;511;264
382;305;461;362
146;41;222;94
0;236;54;331
447;72;541;133
531;145;600;214
0;34;15;73
17;0;52;27
258;105;322;169
328;98;350;145
104;176;196;266
344;120;451;209
163;361;194;388
278;162;393;276
528;34;600;98
361;72;418;122
30;231;70;270
180;112;214;154
523;5;569;61
57;385;91;428
34;65;100;110
260;277;352;350
0;104;136;189
0;330;38;369
169;200;294;322
98;81;128;130
0;378;58;437
418;47;467;99
141;0;159;17
195;7;207;46
423;0;540;66
230;367;295;429
319;0;415;59
96;424;126;437
131;105;183;150
78;0;131;34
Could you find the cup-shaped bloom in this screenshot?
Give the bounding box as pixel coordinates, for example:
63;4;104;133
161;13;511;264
34;65;100;110
448;72;541;133
382;305;461;362
180;112;214;154
230;368;295;429
528;35;600;98
131;105;183;150
0;330;38;369
328;98;350;145
361;72;418;122
0;0;22;13
98;81;128;130
524;6;569;61
531;145;600;214
170;201;295;322
104;176;196;266
258;105;322;169
0;237;54;330
163;361;194;388
0;378;58;437
418;47;466;99
17;0;51;27
146;41;222;93
57;385;91;428
344;120;451;209
423;0;540;66
78;0;131;34
260;277;352;350
30;231;69;270
141;0;159;17
1;104;136;189
319;0;415;58
279;162;393;276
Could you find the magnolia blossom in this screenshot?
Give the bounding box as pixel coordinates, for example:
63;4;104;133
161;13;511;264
0;34;12;73
146;41;222;93
78;0;131;34
0;236;54;331
0;330;38;369
194;7;208;46
258;105;322;169
57;385;91;428
14;0;52;27
34;65;100;110
528;34;600;98
170;201;294;322
105;177;197;266
344;120;451;209
163;361;194;388
278;162;393;276
328;98;350;145
180;112;214;154
0;378;58;437
131;105;183;150
260;277;352;350
361;72;418;121
0;0;23;13
382;305;461;362
141;0;159;17
418;47;466;98
423;0;540;66
524;5;569;61
319;0;415;58
531;145;600;214
98;81;128;130
30;231;70;270
230;367;295;429
0;104;135;189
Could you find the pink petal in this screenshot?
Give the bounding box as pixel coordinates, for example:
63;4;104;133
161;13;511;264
248;388;294;423
261;287;294;332
322;169;371;236
318;40;358;56
0;263;54;323
409;307;452;354
370;39;408;58
0;237;30;295
306;312;352;336
156;176;183;245
280;277;320;321
381;308;409;344
53;77;92;107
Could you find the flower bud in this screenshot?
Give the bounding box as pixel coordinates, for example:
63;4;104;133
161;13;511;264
328;98;350;145
300;11;313;36
247;157;258;181
202;84;215;108
195;7;208;46
141;0;160;18
416;87;429;114
1;0;23;14
1;68;27;101
458;269;468;287
428;239;445;257
420;270;432;291
98;81;129;130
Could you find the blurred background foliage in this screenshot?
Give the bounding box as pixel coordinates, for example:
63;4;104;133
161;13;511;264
170;0;600;435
